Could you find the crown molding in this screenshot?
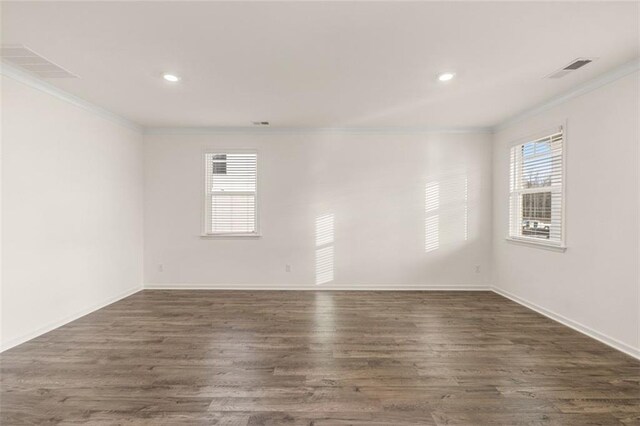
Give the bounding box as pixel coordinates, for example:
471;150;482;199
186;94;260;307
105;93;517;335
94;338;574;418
494;58;640;132
0;62;143;133
144;126;492;135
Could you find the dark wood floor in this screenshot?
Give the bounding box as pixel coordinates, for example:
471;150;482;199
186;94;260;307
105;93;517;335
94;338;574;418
1;290;638;425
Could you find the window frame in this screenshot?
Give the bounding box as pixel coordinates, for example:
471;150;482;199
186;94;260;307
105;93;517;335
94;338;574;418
506;125;567;252
201;149;260;238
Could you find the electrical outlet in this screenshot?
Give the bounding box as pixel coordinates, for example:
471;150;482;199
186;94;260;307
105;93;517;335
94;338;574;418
158;264;164;273
285;264;291;273
475;265;481;273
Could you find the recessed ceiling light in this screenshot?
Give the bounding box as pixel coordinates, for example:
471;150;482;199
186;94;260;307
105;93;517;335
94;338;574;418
437;72;455;82
162;73;180;82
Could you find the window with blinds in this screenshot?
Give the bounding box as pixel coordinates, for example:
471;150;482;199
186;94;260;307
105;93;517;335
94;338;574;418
204;152;258;235
509;130;564;247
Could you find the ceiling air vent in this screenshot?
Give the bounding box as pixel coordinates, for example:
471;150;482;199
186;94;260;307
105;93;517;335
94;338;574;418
1;45;78;79
546;58;596;79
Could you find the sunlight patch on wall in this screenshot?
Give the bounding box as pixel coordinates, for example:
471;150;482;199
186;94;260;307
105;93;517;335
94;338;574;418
425;173;470;252
464;177;469;241
315;246;334;285
424;215;440;252
315;213;334;246
425;182;440;252
315;213;334;285
425;182;440;212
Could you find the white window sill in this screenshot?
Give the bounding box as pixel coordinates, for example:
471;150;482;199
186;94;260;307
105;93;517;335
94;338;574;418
505;237;566;252
200;233;262;239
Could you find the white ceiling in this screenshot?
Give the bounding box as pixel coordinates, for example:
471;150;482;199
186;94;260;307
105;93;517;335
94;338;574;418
2;1;639;129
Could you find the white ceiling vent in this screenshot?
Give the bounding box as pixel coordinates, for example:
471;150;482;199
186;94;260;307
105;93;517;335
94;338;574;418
1;45;77;78
546;58;596;79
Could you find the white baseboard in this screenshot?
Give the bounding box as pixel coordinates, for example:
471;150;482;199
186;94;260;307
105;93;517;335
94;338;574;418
0;286;142;353
491;286;640;361
144;283;491;291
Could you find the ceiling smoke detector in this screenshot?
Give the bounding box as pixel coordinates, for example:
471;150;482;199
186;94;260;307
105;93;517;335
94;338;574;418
546;58;597;79
0;44;77;79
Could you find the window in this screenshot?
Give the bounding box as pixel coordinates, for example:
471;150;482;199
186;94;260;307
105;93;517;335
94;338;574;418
204;152;258;236
509;130;564;248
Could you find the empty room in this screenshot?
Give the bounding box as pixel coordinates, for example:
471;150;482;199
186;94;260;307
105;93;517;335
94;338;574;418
1;1;639;424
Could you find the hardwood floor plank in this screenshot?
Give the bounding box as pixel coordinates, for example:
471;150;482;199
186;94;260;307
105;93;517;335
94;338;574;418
1;290;638;425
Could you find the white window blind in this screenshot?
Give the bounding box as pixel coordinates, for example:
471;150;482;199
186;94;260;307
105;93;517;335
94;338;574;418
204;152;258;235
509;130;564;247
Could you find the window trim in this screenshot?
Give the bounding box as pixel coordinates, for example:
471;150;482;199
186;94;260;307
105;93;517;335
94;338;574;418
200;149;261;238
505;236;567;252
505;123;567;251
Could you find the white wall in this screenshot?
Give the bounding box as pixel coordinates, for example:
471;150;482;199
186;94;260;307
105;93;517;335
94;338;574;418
492;71;640;357
144;131;493;289
1;75;144;350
